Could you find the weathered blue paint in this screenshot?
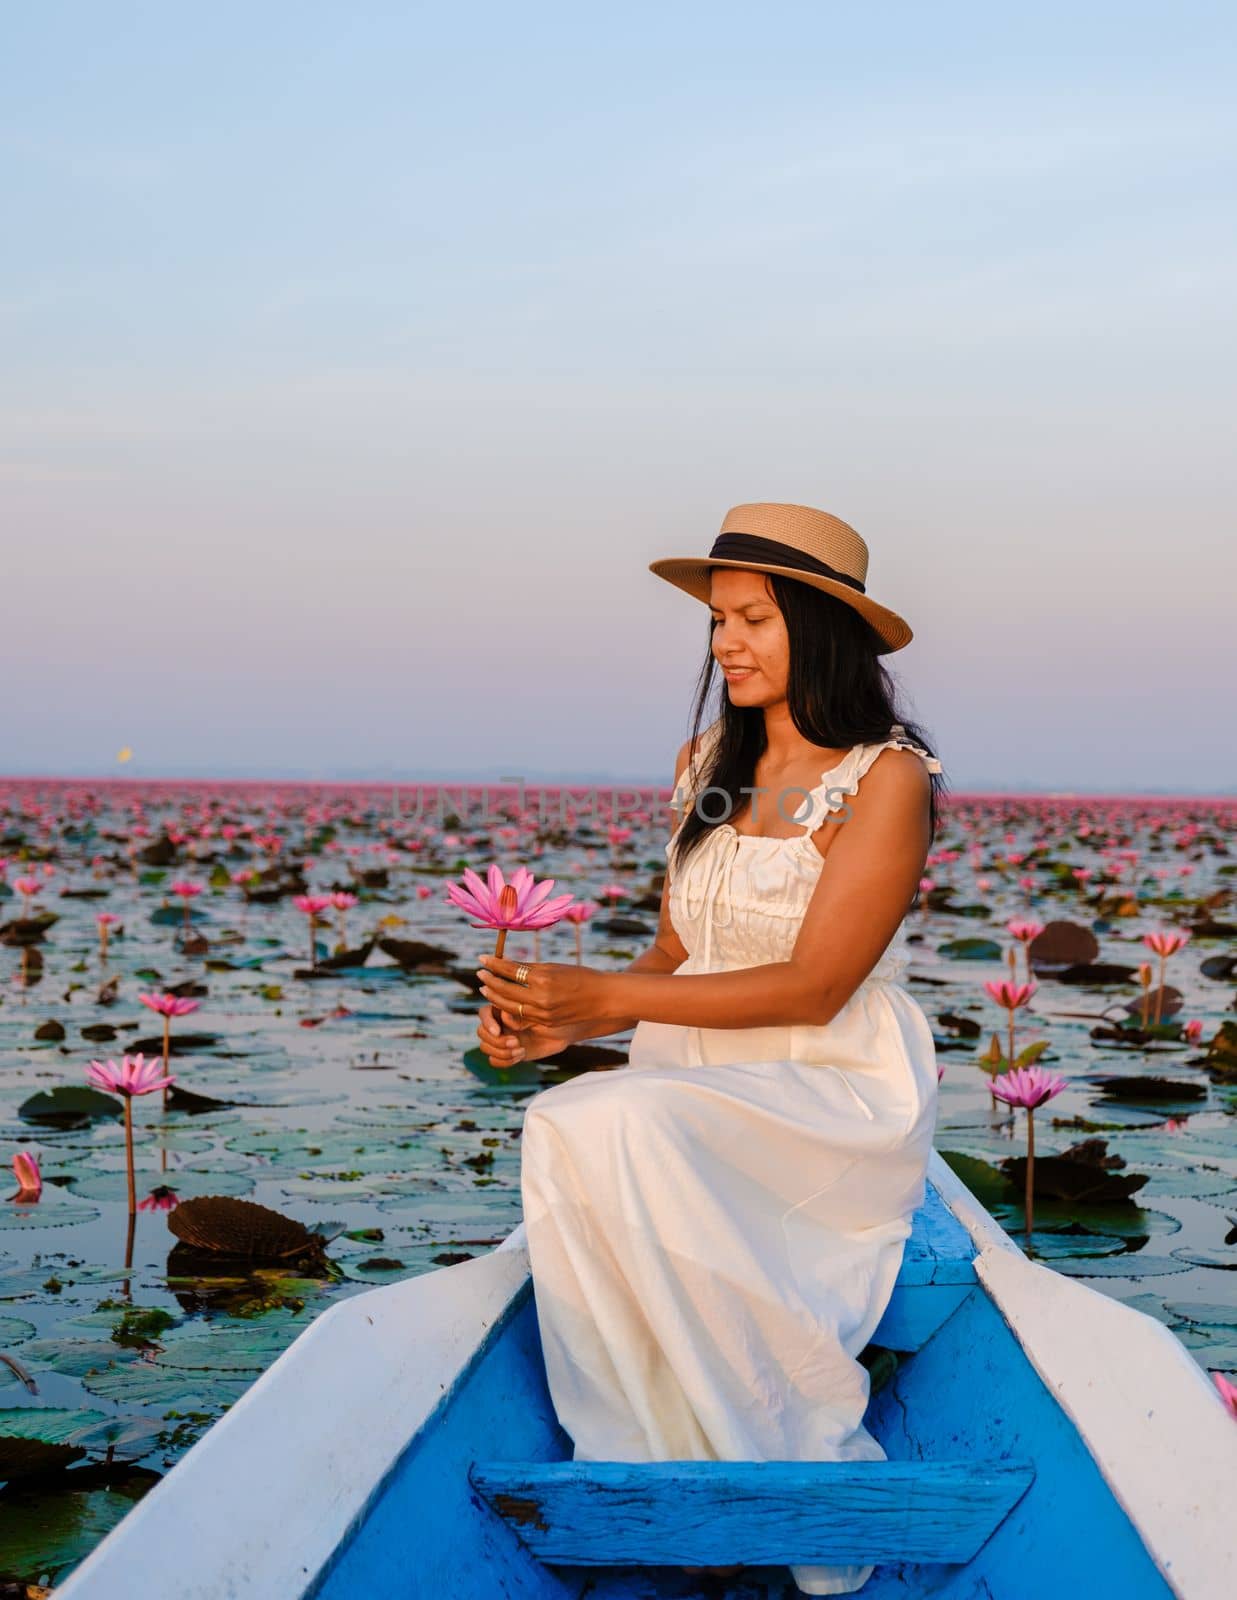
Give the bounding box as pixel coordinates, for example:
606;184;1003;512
871;1283;975;1352
861;1282;1176;1599
310;1185;1175;1600
468;1458;1035;1565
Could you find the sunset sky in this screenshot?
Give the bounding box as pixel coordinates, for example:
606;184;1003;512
3;3;1234;792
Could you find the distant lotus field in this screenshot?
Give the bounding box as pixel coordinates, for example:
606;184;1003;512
1;776;1234;1589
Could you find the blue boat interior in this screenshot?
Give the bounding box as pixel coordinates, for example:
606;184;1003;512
308;1182;1171;1598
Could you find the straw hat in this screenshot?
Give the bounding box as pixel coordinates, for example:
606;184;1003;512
649;501;913;653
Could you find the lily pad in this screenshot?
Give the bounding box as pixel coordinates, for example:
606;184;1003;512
18;1086;122;1127
0;1193;102;1230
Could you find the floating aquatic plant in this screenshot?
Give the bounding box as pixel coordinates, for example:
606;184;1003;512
991;1066;1069;1238
84;1056;175;1216
138;991;200;1110
9;1150;41;1202
293;895;334;970
169;879;204;928
96;910;121;963
445;864;574;959
561;900;599;963
1142;928;1191;1025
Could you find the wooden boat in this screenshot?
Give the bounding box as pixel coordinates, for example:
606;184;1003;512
55;1152;1233;1599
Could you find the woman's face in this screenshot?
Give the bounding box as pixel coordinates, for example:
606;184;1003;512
708;567;790;705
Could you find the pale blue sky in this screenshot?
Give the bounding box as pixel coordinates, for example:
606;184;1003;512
3;2;1235;791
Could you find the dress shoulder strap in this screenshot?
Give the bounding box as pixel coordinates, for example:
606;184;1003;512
795;724;941;834
852;723;943;782
671;719;724;825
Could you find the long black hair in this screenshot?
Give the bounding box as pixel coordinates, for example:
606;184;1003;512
668;571;947;881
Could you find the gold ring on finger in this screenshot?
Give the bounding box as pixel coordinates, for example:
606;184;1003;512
517;1002;525;1021
514;964;530;985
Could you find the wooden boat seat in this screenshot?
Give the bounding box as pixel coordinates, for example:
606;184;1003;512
468;1458;1035;1566
470;1188;1016;1569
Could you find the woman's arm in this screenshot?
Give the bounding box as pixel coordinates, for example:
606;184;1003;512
479;746;932;1033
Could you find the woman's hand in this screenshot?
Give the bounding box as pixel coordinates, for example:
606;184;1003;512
476;955;611;1033
476;1002;578;1069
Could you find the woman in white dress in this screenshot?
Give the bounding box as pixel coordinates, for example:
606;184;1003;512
475;502;945;1596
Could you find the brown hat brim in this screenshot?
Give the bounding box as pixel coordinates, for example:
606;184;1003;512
648;556;914;653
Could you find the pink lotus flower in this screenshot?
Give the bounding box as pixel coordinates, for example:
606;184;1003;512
991;1065;1068;1111
97;911;121;926
330;890;358;943
416;884;433;899
11;1149;41;1201
446;865;574;933
170;880;204;899
13;875;41;912
86;1054;176;1097
294;894;334;916
446;863;575;961
1007;919;1044;943
1184;1019;1204;1044
992;1066;1068;1241
562;900;600;963
231;868;256;886
1142;928;1190;1025
294;894;334;969
984;980;1038;1010
598;883;629;905
1213;1373;1237;1420
85;1056;174;1216
138;992;200;1019
137;1185;180;1212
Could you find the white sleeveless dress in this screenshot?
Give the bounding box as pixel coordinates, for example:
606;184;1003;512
519;723;943;1595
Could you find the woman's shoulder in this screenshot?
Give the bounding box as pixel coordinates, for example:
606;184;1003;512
674;719;723;786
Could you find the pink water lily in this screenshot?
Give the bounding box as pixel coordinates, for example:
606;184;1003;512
139;993;200;1107
96;910;122;962
138;1185;180;1212
169;878;205;930
330;891;359;945
991;1065;1068;1111
983;980;1039;1103
984;979;1037;1010
86;1054;175;1097
1142;927;1191;1025
86;1055;175;1216
139;992;200;1019
13;875;41;914
11;1149;41;1202
562;900;599;963
1006;919;1044;982
992;1066;1068;1241
294;894;334;969
1213;1373;1237;1420
447;864;573;946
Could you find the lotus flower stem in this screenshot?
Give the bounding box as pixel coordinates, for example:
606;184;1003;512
992;1066;1068;1241
85;1055;176;1219
1142;929;1190;1026
123;1098;136;1215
